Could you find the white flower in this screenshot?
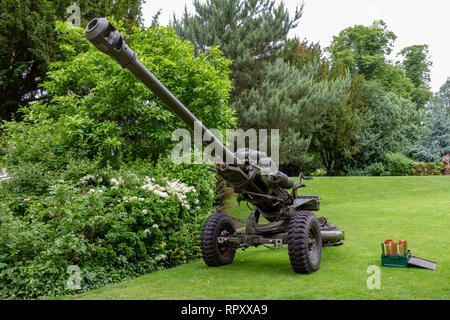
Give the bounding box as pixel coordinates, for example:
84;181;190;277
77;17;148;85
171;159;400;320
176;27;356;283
88;188;103;194
141;176;199;210
110;178;120;187
152;224;159;229
142;209;148;214
144;229;150;234
155;254;166;261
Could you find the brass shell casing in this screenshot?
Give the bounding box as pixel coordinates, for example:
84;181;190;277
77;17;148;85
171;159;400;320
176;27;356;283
386;241;396;255
381;243;389;255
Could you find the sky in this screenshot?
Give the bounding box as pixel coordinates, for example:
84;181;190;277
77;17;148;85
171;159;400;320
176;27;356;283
141;0;450;93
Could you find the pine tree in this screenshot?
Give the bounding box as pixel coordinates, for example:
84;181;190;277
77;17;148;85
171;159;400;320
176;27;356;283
171;0;303;97
235;58;352;170
280;39;367;174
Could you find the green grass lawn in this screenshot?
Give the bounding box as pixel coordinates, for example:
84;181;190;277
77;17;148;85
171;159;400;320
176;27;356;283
60;176;449;300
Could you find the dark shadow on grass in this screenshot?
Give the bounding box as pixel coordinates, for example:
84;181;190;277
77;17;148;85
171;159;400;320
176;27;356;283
198;248;293;276
196;244;350;277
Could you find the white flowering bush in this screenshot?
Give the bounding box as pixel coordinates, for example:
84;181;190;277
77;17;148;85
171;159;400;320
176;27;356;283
0;20;228;300
141;177;198;210
0;157;216;298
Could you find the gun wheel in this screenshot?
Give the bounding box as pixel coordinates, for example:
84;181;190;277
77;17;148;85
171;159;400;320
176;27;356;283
288;210;322;274
201;212;236;267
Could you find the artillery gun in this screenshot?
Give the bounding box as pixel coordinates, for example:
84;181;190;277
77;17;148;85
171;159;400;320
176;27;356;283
85;18;344;273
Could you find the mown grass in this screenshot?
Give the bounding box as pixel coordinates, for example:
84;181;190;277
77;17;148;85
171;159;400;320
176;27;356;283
58;176;449;300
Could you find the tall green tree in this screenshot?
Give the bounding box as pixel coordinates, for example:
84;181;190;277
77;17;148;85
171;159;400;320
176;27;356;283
436;77;450;111
398;44;433;108
327;20;415;100
349;81;422;169
2;21;234;166
171;0;303;99
410;79;450;161
327;20;396;80
312;74;366;174
235;58;351;170
0;0;143;121
281;39;368;174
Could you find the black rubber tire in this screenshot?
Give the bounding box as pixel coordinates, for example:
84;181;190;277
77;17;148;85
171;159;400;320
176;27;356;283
200;212;237;267
288;210;322;274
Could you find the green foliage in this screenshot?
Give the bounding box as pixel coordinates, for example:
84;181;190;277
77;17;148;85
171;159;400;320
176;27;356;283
348;81;422;169
171;0;303;115
346;162;387;177
398;44;433;108
312;74;366;174
410;83;450;162
411;162;444;176
234;58;351;169
365;162;387;176
310;169;327;177
0;0;143;121
327;20;396;80
0;157;216;298
327;20;420;102
0;19;231;299
436;77;450;110
384;152;415;176
347;153;416;177
277;39;368;174
2;22;235;166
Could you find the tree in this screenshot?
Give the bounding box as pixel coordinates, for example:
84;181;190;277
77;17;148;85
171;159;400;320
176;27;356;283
235;58;351;170
280;39;367;174
349;81;423;169
327;20;396;80
327;20;415;101
1;22;235;166
312;74;366;174
0;0;143;121
398;44;433;108
171;0;303;98
410;80;450;162
436;77;450;111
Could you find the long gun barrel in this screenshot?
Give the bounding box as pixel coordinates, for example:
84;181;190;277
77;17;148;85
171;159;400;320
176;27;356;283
85;18;237;163
85;18;296;222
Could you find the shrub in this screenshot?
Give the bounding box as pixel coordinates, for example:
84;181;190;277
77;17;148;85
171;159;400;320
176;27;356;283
385;152;415;176
366;162;387;176
1;21;235;167
0;157;215;298
310;168;327;176
0;21;232;299
411;162;444;176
